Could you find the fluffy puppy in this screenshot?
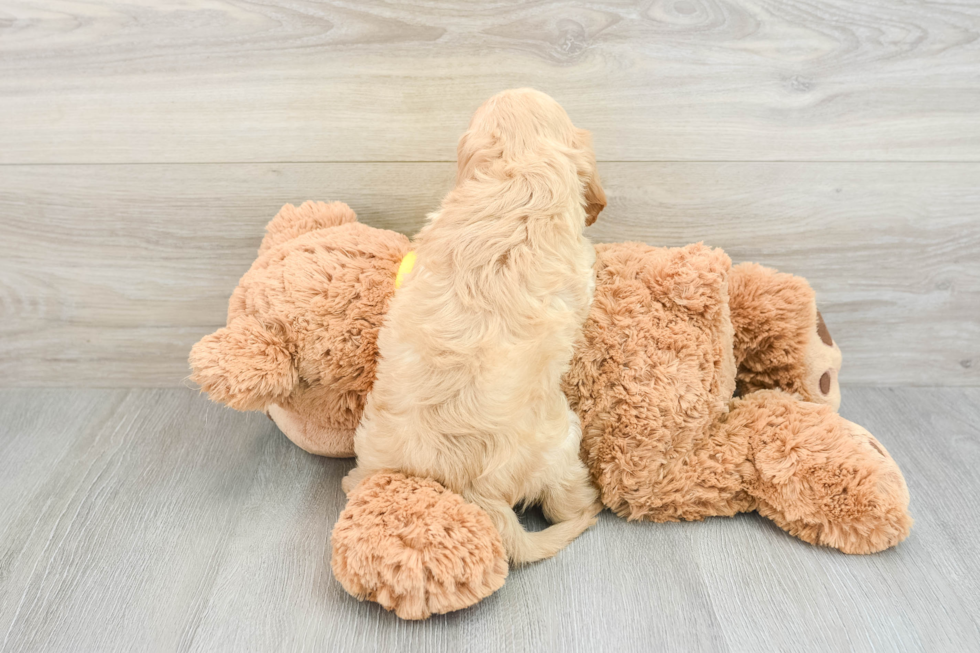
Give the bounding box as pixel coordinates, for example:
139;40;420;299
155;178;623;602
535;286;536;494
344;89;607;564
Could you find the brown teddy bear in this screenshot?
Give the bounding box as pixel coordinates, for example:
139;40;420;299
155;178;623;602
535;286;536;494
190;201;912;620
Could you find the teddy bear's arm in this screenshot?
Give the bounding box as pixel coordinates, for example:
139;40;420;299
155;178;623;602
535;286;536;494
188;315;297;412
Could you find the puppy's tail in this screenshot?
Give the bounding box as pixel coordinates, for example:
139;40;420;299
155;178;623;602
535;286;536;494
466;495;600;565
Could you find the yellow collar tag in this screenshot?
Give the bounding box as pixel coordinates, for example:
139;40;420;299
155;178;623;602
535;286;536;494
395;250;417;289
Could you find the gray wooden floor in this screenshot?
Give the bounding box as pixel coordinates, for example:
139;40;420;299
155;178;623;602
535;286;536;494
0;387;977;652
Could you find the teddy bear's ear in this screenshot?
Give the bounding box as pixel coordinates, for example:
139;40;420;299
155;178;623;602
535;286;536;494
189;315;298;412
258;201;358;255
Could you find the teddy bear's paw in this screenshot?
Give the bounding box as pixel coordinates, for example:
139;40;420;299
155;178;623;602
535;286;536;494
801;311;843;411
331;472;508;620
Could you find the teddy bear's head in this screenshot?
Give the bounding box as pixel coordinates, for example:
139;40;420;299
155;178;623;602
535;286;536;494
189;202;409;456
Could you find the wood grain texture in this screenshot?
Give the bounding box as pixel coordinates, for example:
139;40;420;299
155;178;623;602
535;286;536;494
1;0;980;163
1;162;976;387
0;387;977;652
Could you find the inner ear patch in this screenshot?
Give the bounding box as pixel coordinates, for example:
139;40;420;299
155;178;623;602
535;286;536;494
816;311;834;347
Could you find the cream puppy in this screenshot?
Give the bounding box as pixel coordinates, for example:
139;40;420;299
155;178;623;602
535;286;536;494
345;89;607;564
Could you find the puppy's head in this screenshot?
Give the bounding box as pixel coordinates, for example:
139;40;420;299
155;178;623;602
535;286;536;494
456;89;606;225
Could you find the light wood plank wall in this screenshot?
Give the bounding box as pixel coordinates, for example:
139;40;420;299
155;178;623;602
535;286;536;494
1;1;978;387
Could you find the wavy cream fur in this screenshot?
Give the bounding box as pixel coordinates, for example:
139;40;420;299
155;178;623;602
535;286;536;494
345;89;606;564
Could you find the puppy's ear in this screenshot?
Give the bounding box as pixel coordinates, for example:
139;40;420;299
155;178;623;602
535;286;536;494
583;171;606;226
189;315;297;411
456;129;502;185
573;128;606;226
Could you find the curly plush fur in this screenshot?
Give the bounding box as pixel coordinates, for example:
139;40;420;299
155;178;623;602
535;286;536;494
562;241;739;521
189;201;409;455
190;201;912;620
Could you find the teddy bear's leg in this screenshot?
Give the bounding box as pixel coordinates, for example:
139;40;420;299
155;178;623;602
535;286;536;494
331;471;508;620
258;200;358;255
720;389;912;553
728;263;842;410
